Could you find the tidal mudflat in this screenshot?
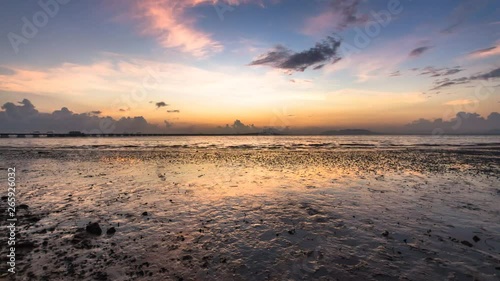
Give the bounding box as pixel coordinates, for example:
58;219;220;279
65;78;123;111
1;143;499;280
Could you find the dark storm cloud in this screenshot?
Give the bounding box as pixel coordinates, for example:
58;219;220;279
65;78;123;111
156;101;168;108
409;46;432;57
167;110;180;113
0;99;167;133
406;112;500;134
249;36;342;72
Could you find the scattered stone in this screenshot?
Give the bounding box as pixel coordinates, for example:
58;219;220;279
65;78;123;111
86;222;102;235
106;227;116;235
288;229;296;235
142;212;148;216
17;241;35;249
461;240;473;247
382;231;389;237
18;204;29;209
472;235;480;242
93;271;108;281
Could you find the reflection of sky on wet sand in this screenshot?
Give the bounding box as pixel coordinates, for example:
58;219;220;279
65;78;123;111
2;147;500;280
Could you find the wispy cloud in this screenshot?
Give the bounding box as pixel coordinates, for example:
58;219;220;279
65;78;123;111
0;66;16;76
431;67;500;90
128;0;225;57
125;0;271;57
470;67;500;80
431;77;470;90
249;36;342;72
409;46;432;58
389;70;401;77
468;43;500;59
324;35;426;82
440;0;489;34
444;99;475;106
301;0;368;35
419;66;463;77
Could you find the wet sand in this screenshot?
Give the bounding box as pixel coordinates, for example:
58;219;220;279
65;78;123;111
1;147;499;280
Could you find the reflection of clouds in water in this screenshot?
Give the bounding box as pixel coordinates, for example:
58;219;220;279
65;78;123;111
6;147;500;280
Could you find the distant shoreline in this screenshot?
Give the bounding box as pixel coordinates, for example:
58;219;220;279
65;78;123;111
1;133;500;137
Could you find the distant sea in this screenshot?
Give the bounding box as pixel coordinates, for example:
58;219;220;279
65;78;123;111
1;135;499;150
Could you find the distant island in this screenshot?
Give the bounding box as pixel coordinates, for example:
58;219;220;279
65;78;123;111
320;129;378;135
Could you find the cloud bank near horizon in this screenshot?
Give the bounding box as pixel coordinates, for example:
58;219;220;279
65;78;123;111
405;112;500;134
0;99;168;133
1;99;499;135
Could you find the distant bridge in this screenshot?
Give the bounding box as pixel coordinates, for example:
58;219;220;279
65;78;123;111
0;133;181;138
0;132;270;138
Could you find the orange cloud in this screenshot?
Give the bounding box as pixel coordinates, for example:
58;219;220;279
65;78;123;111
444;99;475;106
131;0;222;57
128;0;266;57
468;42;500;59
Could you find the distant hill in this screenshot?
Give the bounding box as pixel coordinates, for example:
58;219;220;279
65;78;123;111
320;129;377;135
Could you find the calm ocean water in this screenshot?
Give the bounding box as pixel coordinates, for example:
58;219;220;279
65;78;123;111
1;135;499;150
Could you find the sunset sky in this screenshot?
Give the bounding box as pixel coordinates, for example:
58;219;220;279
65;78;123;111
0;0;499;133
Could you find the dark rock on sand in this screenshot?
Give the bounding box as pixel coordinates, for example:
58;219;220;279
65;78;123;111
382;231;389;237
106;227;116;235
142;211;148;216
71;229;92;249
93;271;108;281
17;241;36;249
18;204;29;209
461;240;473;247
86;222;102;235
473;235;480;242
